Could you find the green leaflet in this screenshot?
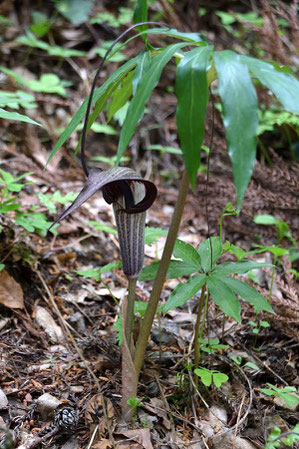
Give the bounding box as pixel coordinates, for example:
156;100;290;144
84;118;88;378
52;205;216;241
212;259;272;275
164;273;206;313
123;27;205;44
207;274;241;322
139;260;198;281
0;108;41;126
173;239;202;267
46;57;138;166
214;51;258;211
116;42;190;164
217;275;274;313
240;55;299;115
176;46;213;188
197;237;222;272
108;71;134;121
132;51;151;95
133;0;148;38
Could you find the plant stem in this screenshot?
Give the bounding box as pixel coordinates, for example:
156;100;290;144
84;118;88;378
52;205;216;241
221;314;226;341
199;291;208;343
133;168;190;376
125;278;137;354
194;283;207;384
268;255;277;304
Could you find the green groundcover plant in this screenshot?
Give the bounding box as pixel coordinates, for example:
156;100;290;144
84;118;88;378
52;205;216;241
43;0;299;421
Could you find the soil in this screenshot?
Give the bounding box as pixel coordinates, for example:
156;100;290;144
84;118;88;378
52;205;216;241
0;1;298;448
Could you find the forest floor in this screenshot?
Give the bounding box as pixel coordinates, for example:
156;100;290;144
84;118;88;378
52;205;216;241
0;1;298;448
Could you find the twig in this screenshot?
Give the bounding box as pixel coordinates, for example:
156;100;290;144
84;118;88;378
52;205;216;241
154;375;178;446
86;424;99;449
219;363;253;438
237;339;288;386
16;427;58;449
233;392;246;443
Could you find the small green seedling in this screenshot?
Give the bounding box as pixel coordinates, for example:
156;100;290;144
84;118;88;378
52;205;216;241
14;212;55;237
219;202;238;240
30;11;51;37
265;423;299;449
0;90;37;110
127;397;144;418
260;383;299;408
253;214;295;244
75;261;122;283
0;67;72;98
0;169;32;214
249;320;270;335
176;361;193;390
194;366;229;388
198;338;228;354
90;7;132;29
230;354;259;371
0;169;34;195
0;169;57;236
16;31;87;58
37;190;78;214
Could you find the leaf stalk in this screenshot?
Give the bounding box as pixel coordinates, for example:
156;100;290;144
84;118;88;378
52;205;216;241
133;168;190;376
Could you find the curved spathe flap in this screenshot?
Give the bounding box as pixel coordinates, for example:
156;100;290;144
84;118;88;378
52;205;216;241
49;167;157;229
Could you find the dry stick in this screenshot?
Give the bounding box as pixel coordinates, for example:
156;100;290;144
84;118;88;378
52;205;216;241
86;424;99;449
16;427;59;449
36;271;116;448
217;364;253;438
133;168;190;376
233;392;246;443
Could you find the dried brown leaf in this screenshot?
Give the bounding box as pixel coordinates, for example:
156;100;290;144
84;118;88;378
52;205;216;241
116;429;153;449
0;269;24;309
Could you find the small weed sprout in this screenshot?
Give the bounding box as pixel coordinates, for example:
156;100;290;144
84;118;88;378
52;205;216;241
260;383;299;408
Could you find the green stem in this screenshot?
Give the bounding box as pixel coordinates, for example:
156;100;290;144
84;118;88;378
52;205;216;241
268;255;277;304
199;291;208;342
221;314;226;341
194;284;207;385
133;168;190;376
257;137;273;166
125;278;137;354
